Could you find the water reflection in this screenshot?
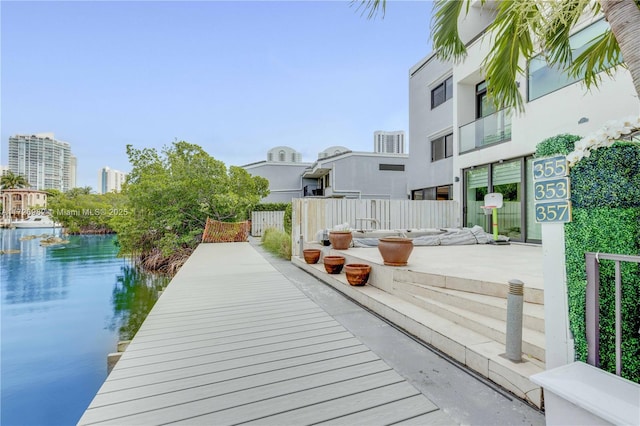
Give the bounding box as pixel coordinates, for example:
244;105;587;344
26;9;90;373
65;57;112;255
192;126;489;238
1;229;172;425
1;229;70;305
110;264;169;341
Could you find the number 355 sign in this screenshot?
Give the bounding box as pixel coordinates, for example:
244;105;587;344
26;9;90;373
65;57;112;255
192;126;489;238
532;155;572;223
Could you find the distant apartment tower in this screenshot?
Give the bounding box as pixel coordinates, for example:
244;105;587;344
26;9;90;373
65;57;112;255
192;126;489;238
8;133;76;191
374;131;405;154
98;166;127;194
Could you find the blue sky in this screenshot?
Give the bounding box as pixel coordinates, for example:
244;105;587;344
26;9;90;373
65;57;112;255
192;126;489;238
1;1;434;189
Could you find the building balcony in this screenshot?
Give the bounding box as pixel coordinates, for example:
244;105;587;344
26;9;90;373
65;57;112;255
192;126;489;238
303;185;323;197
459;109;512;153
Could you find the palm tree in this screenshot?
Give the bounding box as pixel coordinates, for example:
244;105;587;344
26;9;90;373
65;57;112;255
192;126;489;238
0;171;30;189
359;0;640;113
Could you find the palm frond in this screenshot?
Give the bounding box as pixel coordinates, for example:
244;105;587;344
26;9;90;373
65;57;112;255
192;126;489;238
541;0;598;66
482;0;543;113
432;0;467;62
569;29;623;89
350;0;386;20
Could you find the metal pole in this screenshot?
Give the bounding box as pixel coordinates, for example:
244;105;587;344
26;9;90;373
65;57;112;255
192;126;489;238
492;207;499;241
506;279;524;362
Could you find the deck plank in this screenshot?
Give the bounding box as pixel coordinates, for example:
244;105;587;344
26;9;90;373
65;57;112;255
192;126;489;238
78;243;443;426
81;363;395;424
316;394;439;425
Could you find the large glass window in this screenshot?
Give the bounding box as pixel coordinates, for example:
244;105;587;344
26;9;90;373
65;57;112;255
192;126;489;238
528;19;615;101
431;133;453;162
492;160;522;240
464;167;489;230
431;76;453;109
412;185;452;201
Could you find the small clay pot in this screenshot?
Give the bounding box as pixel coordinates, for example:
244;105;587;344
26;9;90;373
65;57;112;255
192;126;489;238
303;249;321;264
329;231;352;250
344;263;371;286
323;255;345;274
378;237;413;266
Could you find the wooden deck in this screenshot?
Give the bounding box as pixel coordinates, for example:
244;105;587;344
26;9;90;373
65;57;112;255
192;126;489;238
78;242;445;425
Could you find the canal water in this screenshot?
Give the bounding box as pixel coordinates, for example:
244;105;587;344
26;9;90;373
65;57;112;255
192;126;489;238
1;228;169;426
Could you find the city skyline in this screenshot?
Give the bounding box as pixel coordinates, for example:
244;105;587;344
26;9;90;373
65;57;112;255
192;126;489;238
1;1;434;189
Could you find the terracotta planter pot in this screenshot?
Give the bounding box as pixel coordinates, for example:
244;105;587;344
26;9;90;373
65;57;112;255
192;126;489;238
344;263;371;286
323;255;345;274
329;231;353;250
378;237;413;266
303;249;321;264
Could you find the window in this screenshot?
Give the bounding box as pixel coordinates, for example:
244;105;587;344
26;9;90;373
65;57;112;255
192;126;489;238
379;164;405;171
279;150;285;162
431;133;453;162
528;19;617;101
412;185;452;201
476;81;496;119
431;76;453;109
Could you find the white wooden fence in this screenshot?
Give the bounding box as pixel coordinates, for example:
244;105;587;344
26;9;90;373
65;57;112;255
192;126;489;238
251;211;285;236
292;198;460;253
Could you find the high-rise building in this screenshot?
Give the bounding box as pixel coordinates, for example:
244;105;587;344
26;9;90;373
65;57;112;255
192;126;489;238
98;166;127;194
374;131;405;154
8;133;76;191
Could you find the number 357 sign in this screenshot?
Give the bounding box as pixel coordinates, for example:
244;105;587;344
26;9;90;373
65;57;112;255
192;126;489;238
532;155;572;223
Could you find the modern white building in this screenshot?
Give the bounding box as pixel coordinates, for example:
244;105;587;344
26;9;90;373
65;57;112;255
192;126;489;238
408;3;640;243
8;133;77;192
408;54;454;201
243;145;409;202
374;130;405;154
302;148;408;199
242;147;312;203
98;166;128;194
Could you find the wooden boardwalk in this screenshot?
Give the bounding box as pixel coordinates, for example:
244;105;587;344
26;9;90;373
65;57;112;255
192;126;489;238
78;243;446;425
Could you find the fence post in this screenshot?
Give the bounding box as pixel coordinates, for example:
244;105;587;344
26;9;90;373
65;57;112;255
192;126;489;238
506;279;524;362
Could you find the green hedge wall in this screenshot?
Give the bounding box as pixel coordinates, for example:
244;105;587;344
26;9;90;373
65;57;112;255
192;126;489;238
538;140;640;383
534;134;582;157
565;208;640;381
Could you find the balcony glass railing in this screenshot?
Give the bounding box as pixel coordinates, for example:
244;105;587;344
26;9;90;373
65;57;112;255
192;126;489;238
459;109;512;153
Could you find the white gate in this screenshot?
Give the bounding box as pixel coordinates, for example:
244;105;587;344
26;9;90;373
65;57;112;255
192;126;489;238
251;211;285;237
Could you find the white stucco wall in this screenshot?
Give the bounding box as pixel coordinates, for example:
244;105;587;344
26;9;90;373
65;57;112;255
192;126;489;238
319;153;409;199
408;54;455;195
243;162;311;203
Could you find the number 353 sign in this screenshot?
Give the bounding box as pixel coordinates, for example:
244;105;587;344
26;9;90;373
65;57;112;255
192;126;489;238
532;155;572;223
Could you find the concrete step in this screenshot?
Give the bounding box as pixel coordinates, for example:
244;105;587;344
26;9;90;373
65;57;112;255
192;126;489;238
392;280;545;333
391;268;544;305
292;256;545;409
393;289;546;362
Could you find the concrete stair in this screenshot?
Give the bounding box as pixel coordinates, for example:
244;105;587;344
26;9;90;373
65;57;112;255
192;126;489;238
292;253;546;409
392;281;546;362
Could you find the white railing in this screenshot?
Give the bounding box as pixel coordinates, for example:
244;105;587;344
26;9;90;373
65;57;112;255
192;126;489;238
251;211;285;237
292;198;460;252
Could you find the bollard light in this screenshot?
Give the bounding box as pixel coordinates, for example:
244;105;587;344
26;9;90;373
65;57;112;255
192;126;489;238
506;279;524;362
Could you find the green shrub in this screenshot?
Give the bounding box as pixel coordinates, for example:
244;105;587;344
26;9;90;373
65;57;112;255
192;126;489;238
284;203;292;234
253;203;289;212
261;228;291;259
570;142;640;209
534;134;581;157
